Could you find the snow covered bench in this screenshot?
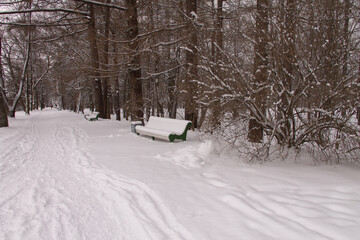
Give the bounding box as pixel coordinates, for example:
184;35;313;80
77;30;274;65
84;111;100;121
135;116;192;142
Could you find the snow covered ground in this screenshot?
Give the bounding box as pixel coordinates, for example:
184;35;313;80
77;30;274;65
1;109;360;240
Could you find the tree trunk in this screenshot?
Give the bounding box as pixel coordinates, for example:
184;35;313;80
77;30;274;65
88;3;105;118
25;74;30;114
123;77;128;120
111;34;121;121
248;0;269;143
168;74;177;119
0;90;8;128
0;34;8;127
184;0;198;129
197;106;207;130
125;0;143;121
277;0;296;146
210;0;224;132
25;0;32;115
343;0;350;77
102;0;111;119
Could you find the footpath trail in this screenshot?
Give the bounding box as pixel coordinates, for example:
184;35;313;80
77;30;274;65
0;110;194;240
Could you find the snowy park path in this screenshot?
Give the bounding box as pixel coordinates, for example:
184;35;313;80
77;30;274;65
1;110;360;240
0;111;194;240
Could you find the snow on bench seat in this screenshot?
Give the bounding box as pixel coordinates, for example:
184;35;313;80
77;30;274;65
84;111;99;121
135;116;192;142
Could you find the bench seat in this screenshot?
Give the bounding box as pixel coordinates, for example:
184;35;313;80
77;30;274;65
135;127;173;141
84;112;99;121
135;116;191;142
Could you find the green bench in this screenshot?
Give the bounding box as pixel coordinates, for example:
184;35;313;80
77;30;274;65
135;116;192;142
84;111;99;121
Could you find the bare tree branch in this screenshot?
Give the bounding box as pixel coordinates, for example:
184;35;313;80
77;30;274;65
75;0;127;10
0;9;89;16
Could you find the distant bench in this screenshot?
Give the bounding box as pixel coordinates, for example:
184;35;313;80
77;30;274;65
84;111;99;121
135;116;192;142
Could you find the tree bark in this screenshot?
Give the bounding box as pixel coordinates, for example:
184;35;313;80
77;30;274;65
210;0;224;132
102;0;111;119
111;33;121;121
184;0;198;128
25;0;32;115
25;74;31;114
277;0;296;146
248;0;269;143
88;3;105;118
0;92;8;127
0;34;8;127
125;0;143;121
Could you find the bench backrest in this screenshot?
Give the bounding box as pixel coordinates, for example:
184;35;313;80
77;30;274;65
146;116;191;134
84;109;92;115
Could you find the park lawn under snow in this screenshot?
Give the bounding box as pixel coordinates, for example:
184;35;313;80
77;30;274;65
0;109;360;240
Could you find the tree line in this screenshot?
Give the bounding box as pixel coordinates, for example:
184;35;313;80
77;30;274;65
0;0;359;162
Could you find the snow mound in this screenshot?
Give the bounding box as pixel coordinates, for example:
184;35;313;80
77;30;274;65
197;140;213;159
155;141;213;169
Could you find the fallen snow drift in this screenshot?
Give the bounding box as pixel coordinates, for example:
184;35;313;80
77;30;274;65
0;109;360;240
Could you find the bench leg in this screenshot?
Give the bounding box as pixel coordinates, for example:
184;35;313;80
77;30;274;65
169;135;175;143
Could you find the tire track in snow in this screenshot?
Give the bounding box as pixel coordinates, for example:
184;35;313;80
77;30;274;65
0;112;194;240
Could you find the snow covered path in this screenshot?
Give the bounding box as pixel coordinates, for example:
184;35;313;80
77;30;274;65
1;109;360;240
0;110;193;240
